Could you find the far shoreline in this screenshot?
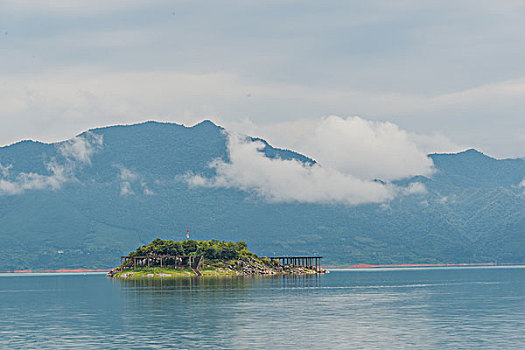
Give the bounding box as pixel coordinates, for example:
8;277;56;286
0;268;110;274
326;262;525;269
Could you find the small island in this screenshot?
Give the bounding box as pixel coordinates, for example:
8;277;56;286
107;238;326;279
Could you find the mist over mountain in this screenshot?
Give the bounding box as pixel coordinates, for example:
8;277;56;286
0;121;523;270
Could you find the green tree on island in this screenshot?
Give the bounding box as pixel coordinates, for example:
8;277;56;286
129;238;251;261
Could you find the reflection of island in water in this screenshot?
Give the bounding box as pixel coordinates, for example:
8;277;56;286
108;238;326;279
116;273;323;299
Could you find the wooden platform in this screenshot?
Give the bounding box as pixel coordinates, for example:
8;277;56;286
266;256;323;272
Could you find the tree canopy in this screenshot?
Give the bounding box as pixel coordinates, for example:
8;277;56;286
130;238;251;260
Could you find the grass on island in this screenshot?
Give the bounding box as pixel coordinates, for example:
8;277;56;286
113;265;245;279
113;267;196;279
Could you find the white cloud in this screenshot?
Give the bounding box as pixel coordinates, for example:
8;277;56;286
228;116;436;181
0;134;102;196
59;132;103;164
399;182;427;195
0;160;67;195
141;181;155;196
119;167;138;181
184;133;427;206
120;181;135;196
0;163;12;177
116;166;154;196
437;194;457;205
299;116;435;181
117;166;137;196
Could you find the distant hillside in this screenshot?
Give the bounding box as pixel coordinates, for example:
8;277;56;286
0;121;523;270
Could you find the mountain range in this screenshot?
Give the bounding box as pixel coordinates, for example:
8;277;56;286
0;121;524;270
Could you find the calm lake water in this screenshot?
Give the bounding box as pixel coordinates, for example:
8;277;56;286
1;267;524;349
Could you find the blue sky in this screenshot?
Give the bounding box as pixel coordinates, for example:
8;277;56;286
1;0;524;158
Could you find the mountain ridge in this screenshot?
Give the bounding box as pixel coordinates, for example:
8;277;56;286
0;121;523;270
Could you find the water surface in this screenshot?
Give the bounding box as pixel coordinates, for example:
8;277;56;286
1;267;524;349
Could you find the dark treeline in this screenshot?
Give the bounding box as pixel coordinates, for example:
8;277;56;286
130;238;253;260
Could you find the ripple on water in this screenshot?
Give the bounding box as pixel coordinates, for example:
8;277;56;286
0;268;524;349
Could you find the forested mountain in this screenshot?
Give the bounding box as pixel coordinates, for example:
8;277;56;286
0;121;523;270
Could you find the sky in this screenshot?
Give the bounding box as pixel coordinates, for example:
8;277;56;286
1;0;524;159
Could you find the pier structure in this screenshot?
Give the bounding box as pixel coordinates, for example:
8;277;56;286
120;255;202;270
266;256;323;273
